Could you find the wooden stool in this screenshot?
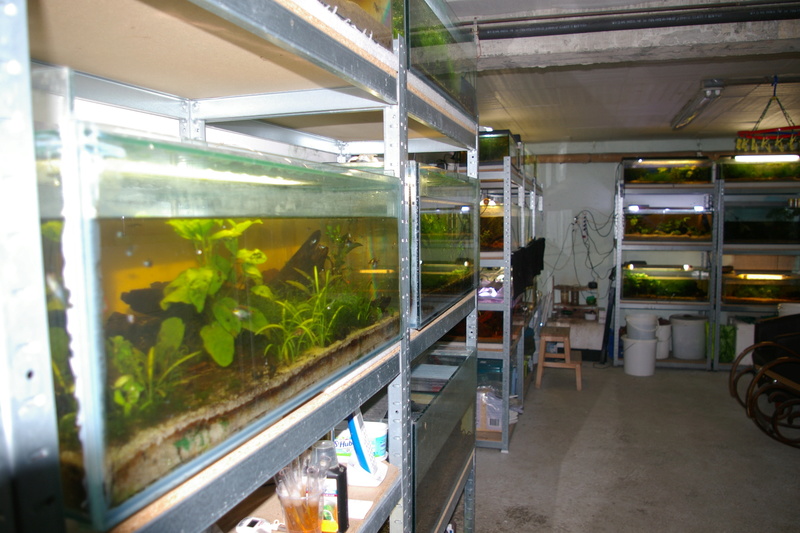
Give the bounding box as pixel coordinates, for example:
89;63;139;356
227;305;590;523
535;326;582;391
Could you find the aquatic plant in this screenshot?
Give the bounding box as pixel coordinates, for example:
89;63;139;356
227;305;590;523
108;316;201;416
160;219;269;366
324;223;362;277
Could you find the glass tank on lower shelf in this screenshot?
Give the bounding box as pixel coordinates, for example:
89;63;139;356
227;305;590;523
622;157;713;184
37;124;401;528
622;263;710;301
411;163;478;328
411;345;476;533
721;271;800;305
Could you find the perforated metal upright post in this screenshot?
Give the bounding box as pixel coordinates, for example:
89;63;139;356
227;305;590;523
0;2;66;531
387;37;411;533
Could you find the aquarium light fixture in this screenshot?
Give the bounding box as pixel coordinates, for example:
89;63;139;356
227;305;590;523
670;83;723;130
627;205;640;212
107;160;307;186
733;154;800;163
693;205;705;212
741;273;785;280
479;126;494;132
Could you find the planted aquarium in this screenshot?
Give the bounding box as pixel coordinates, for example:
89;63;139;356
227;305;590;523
721;271;800;305
479;130;519;167
724;195;800;244
407;0;477;116
622;264;710;301
624;212;712;241
622;158;713;184
719;158;800;182
37;124;400;528
411;345;475;533
411;163;478;328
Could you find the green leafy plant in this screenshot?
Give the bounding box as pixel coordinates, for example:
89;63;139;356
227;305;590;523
324;224;362;277
108;317;201;416
160;219;269;366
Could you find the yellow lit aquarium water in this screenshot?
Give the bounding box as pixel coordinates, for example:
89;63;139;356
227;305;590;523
36;125;400;527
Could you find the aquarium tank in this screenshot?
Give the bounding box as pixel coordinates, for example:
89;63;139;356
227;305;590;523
410;345;475;533
622;264;710;301
721;271;800;305
479;130;519;167
624;212;713;241
622;158;713;184
411;163;478;328
719;158;800;182
479;192;522;253
407;0;477;117
36;123;401;528
723;195;800;244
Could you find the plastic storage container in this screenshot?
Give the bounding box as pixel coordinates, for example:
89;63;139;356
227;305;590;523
625;313;658;339
38;123;401;526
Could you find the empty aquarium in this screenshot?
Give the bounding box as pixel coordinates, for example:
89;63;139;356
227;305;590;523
37;124;401;527
411;345;476;533
411;163;479;328
723;194;800;244
622;158;713;184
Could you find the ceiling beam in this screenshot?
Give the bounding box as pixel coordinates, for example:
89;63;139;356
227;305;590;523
476;19;800;70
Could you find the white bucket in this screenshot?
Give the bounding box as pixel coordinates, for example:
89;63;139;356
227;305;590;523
626;313;658;340
622;335;657;376
778;302;800;317
670;314;707;360
655;323;671;360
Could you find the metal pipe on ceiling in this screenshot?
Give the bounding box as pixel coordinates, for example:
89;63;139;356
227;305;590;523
478;3;800;40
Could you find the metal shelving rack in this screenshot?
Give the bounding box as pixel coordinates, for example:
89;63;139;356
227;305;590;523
712;176;800;370
1;0;478;532
612;171;720;370
476;155;535;452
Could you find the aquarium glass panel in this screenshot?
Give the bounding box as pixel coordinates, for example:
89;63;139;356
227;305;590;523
622;158;713;184
411;346;475;533
720;159;800;182
407;0;477;117
412;165;478;328
724;195;800;244
322;0;401;51
37;124;401;527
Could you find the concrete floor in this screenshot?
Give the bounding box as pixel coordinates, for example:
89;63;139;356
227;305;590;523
455;363;800;533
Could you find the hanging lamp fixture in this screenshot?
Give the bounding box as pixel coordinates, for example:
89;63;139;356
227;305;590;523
735;75;800;159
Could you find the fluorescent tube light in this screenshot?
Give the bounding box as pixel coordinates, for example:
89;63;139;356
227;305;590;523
670;84;723;130
734;154;800;163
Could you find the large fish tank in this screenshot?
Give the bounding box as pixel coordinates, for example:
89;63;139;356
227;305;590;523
622;190;714;242
719;158;800;182
37;124;401;527
411;163;479;328
622;263;710;301
622;158;713;184
721;271;800;305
